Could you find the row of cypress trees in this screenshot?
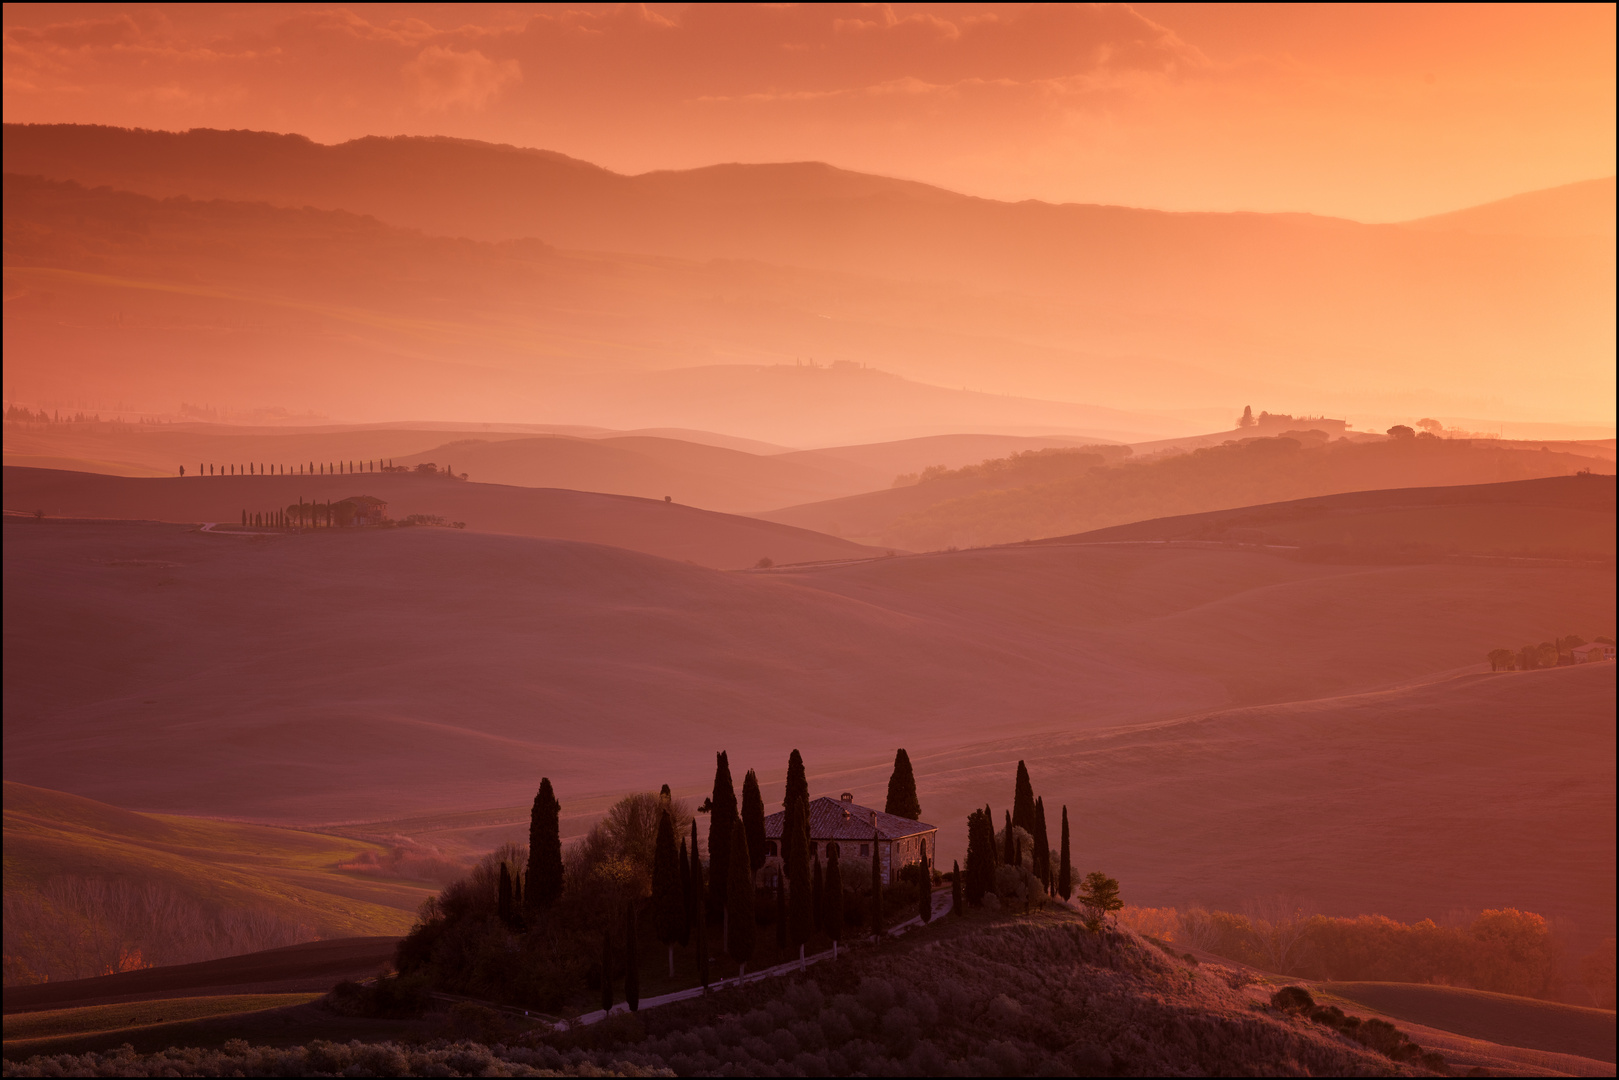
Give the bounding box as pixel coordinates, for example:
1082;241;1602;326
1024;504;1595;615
960;759;1072;908
194;460;395;476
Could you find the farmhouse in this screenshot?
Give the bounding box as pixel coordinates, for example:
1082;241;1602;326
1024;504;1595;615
1571;642;1616;663
336;495;388;526
762;793;936;886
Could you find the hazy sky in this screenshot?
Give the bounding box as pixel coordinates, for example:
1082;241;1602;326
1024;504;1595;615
5;3;1613;221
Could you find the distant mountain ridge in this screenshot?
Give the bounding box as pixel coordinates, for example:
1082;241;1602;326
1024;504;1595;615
5;124;1611;426
1402;177;1616;239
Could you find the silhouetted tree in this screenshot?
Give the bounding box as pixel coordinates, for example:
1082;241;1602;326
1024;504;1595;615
241;510;246;526
1033;796;1051;891
624;906;640;1012
824;842;844;956
1059;806;1072;901
526;778;563;914
811;853;824;932
707;752;737;923
725;817;754;973
690;822;708;989
1238;405;1256;428
1487;648;1515;671
918;839;932;923
784;750;813;956
652;809;683;976
1078;871;1123;931
869;826;883;939
741;769;766;875
1013;761;1035;834
775;872;787;950
677;838;691;946
497;863;513;927
964;806;994;906
952;859;963;916
884;749;921;820
512;869;522;912
1003;810;1015;865
1387;424;1416;439
600;927;613;1013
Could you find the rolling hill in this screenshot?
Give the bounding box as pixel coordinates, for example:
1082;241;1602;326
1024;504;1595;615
1402;176;1617;239
760;433;1614;548
5;126;1613;428
1039;473;1617;558
1;466;882;569
2;782;428;985
3;508;1612;950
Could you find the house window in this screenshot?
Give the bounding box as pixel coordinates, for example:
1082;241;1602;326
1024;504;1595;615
859;843;870;857
765;841;778;857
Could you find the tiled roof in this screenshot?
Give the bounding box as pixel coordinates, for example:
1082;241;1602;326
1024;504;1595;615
763;797;934;842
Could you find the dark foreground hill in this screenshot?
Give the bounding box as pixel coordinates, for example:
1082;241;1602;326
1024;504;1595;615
1;466;879;569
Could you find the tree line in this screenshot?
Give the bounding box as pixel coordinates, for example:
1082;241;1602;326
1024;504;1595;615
179;460;469;479
1486;633;1612;671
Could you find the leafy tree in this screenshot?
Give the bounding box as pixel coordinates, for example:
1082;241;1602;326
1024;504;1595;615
651;810;683;976
1486;648;1515;671
1517;644;1540;670
1033;796;1051;891
1387;425;1416;439
1058;806;1072;901
1238;405;1256;428
951;860;963;916
784;750;813;954
623;907;640;1012
1078;871;1123;931
741;769;767;875
1556;635;1586;664
707;753;737;921
725;817;754;972
526;778;563;914
917;839;932;923
884;749;921;820
599;928;613;1013
1013;761;1035;834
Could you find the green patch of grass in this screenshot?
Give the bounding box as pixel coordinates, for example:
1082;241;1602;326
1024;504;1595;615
3;994;320;1041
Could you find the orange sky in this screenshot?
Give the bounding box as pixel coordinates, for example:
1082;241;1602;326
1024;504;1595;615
4;3;1613;220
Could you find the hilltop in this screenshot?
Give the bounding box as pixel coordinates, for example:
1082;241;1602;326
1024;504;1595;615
1;466;880;569
760;435;1613;547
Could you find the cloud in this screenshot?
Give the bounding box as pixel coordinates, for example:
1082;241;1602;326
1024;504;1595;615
402;46;521;112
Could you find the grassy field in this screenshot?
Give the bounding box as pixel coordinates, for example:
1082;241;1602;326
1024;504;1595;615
4;782;433;982
1322;981;1616;1063
3;993;319;1041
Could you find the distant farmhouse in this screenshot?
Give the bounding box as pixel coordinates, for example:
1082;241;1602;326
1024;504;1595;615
762;793;936;886
1571;642;1617;663
338;495;388;526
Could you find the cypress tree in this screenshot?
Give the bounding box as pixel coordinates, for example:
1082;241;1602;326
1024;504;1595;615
869;825;883;939
707;752;736;921
497;863;513;927
964;807;991;906
652;809;683;976
824;842;844;957
741;769;767;875
1013;760;1035;835
775;871;787;949
690;822;709;989
624;906;640;1012
884;748;921;821
784;750;813;956
526;778;563;914
918;839;932;923
1033;796;1051;890
952;859;963;916
677;838;692;946
725;817;754;974
1058;806;1073;902
1003;810;1015;866
811;853;824;933
600;927;614;1013
512;869;522;913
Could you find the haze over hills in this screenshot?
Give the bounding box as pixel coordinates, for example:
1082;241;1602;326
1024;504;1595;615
762;432;1613;547
3;508;1612;947
4;126;1613;429
1;467;880;569
1402;176;1617;239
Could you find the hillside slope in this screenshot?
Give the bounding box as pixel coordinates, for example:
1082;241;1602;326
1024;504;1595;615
1;466;881;569
2;783;428;985
1402;176;1616;239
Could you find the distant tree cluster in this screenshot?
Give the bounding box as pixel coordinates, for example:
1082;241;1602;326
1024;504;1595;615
188;459;416;477
1486;633;1613;670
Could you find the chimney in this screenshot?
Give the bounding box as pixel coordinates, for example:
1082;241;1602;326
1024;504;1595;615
840;792;854;802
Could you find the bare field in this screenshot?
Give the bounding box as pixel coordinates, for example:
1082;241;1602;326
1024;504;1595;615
1320;982;1615;1063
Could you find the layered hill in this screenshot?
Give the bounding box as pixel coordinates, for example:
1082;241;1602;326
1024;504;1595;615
760;433;1614;548
1040;474;1616;559
1;466;881;569
2;782;427;985
1402;176;1617;239
5;126;1613;427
